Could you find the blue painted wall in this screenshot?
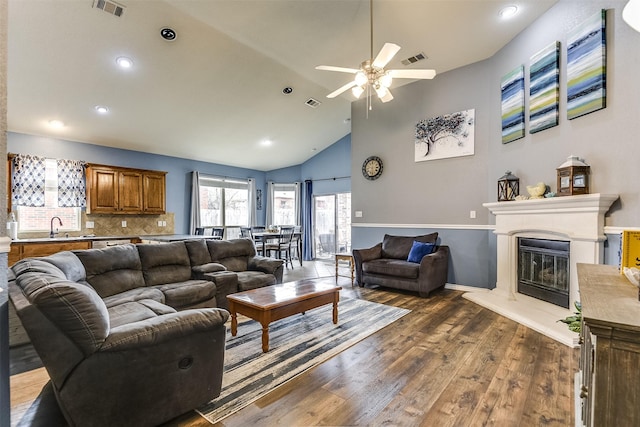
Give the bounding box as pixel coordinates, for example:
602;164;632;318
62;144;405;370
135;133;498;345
266;133;352;195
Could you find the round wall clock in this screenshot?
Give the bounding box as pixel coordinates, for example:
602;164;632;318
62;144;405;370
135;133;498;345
362;156;383;180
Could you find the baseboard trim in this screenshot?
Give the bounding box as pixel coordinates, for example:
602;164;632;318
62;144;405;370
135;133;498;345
444;283;491;293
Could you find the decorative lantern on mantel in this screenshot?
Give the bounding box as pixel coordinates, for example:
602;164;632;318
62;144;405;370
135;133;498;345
556;155;590;196
498;171;520;201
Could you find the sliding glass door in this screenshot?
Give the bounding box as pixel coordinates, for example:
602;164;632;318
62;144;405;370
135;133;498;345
313;193;351;259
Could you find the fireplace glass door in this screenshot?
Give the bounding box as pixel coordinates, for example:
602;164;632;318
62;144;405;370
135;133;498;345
518;238;570;308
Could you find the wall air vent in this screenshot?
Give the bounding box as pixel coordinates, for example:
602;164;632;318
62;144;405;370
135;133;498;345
401;52;427;66
305;98;321;108
93;0;125;17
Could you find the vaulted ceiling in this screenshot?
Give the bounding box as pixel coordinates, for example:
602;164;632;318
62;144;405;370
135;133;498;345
7;0;557;171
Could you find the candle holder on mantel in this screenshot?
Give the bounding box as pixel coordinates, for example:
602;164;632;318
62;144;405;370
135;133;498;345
556;155;590;196
497;171;519;201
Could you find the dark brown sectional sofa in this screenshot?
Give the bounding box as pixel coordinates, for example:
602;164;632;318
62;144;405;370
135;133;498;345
8;238;284;427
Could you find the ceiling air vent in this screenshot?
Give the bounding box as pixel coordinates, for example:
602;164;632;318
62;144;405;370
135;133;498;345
401;52;427;66
93;0;125;17
305;98;321;108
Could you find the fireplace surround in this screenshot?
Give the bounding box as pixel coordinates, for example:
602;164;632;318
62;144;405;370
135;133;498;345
464;193;618;347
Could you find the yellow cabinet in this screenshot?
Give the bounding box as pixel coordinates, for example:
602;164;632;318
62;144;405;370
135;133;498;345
86;165;166;214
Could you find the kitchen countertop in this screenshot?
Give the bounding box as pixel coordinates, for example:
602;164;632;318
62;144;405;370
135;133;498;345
10;234;214;244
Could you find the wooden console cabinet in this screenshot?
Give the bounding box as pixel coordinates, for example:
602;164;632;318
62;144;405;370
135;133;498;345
577;263;640;427
86;164;166;214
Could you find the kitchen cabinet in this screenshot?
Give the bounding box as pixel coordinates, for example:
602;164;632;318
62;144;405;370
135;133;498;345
9;240;92;266
577;263;640;427
86;164;166;214
143;171;166;214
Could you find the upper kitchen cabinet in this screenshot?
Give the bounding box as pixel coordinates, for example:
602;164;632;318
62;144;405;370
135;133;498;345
86;165;166;214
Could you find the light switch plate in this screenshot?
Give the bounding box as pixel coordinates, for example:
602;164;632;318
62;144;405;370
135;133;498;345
355;211;363;218
86;221;94;229
121;221;127;227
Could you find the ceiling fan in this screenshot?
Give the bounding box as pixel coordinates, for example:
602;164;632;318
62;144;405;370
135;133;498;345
316;0;436;105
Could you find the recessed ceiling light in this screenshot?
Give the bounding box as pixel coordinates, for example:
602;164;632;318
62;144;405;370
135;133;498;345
261;139;273;146
48;119;64;129
116;56;133;69
499;5;518;19
95;105;109;114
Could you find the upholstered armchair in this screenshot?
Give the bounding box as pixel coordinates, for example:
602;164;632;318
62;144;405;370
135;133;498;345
9;253;228;427
352;233;449;297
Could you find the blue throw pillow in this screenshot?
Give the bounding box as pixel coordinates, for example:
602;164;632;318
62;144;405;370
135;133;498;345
407;241;436;263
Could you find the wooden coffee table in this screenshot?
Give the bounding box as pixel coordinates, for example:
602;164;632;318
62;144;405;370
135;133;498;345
227;279;342;352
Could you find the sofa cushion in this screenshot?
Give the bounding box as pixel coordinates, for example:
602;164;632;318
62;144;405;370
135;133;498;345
236;271;276;291
207;239;255;271
16;273;109;355
192;263;227;275
363;259;420;280
381;233;438;260
407;241;436;263
42;251;88;283
12;258;67;281
102;287;165;309
153;280;216;309
137;241;192;286
184;239;212;266
74;244;145;299
107;299;177;329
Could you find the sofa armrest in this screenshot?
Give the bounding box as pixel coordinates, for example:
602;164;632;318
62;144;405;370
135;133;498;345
352;243;382;286
417;245;450;297
102;308;229;351
248;256;284;283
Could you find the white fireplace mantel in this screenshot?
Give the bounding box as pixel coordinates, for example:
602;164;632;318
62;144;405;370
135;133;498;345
464;193;619;347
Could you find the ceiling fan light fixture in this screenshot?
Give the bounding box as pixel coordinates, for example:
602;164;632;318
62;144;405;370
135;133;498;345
355;71;368;86
378;73;392;88
352;85;365;98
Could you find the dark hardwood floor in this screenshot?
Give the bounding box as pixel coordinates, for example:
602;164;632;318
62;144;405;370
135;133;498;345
10;261;579;426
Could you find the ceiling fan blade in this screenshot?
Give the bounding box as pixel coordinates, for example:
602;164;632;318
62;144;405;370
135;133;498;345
380;89;394;103
372;43;401;69
316;65;360;74
327;81;357;98
388;69;437;79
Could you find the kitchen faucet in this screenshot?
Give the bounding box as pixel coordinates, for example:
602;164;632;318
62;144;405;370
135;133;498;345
50;216;63;238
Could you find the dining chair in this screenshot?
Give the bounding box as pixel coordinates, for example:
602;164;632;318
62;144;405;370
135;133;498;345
291;226;302;266
194;227;205;235
266;226;294;269
212;227;224;239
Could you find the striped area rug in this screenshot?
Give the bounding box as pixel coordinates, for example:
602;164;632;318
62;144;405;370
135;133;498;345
197;298;410;424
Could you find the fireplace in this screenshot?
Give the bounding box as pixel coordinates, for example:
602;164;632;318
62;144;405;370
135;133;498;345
463;193;618;347
518;238;570;308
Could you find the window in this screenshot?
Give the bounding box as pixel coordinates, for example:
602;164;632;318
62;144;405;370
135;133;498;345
199;176;249;228
272;183;297;225
268;183;299;226
17;159;81;232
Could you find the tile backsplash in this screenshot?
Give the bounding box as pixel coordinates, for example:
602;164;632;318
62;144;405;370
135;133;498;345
17;212;175;239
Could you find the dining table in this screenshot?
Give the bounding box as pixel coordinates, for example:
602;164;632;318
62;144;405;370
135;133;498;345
251;230;302;265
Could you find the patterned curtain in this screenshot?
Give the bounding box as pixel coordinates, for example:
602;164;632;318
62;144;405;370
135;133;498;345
12;154;46;207
57;159;87;207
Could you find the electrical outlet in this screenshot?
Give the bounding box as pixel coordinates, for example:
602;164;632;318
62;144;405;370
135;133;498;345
470;210;476;219
355;211;363;218
121;221;127;228
158;220;163;226
162;221;167;227
86;221;94;229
